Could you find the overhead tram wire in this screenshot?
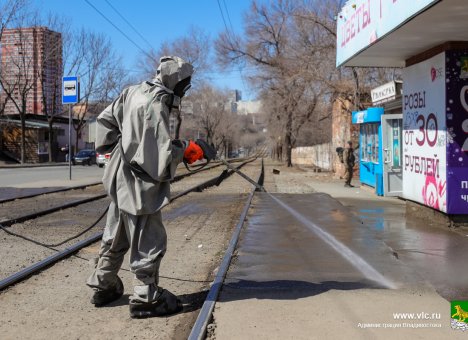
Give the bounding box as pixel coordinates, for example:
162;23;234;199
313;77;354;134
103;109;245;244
103;0;155;50
83;0;153;60
74;65;255;87
216;0;249;94
216;0;233;43
222;0;236;36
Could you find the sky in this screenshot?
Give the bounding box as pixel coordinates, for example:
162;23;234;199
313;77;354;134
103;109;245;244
34;0;257;99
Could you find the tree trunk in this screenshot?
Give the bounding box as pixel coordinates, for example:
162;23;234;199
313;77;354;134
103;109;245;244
285;112;293;167
352;67;360;110
48;118;54;162
75;127;80;155
20;97;27;163
20;114;25;164
285;132;292;167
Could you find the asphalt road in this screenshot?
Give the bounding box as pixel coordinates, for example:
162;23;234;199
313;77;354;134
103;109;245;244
0;165;104;188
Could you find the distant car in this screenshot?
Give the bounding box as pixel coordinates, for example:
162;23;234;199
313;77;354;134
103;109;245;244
228;151;239;158
96;152;111;168
72;149;96;166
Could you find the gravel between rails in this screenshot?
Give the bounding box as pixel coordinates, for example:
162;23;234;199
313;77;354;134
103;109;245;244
0;160;262;340
0;185;106;221
0;163;238;280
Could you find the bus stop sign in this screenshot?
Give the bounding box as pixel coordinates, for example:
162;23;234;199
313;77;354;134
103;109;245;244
62;76;79;104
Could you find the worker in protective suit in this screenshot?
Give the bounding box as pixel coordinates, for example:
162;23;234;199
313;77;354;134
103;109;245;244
87;56;210;318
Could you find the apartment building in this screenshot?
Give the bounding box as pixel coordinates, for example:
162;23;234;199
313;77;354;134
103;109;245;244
0;26;63;116
0;27;63;162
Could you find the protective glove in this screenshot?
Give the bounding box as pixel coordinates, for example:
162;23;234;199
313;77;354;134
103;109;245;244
194;139;217;162
183;140;204;164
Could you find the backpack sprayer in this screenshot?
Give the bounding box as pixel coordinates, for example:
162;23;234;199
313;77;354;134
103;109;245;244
182;139;265;192
182;139;217;172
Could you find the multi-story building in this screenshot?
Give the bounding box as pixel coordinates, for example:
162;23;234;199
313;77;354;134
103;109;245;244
0;27;63;162
0;26;62;116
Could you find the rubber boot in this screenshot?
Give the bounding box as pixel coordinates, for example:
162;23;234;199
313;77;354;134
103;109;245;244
129;288;183;319
90;276;124;307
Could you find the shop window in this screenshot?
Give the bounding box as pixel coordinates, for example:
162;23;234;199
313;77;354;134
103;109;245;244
391;119;402;169
361;123;379;163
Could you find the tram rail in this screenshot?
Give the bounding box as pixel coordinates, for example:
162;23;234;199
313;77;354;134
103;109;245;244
0;157;257;291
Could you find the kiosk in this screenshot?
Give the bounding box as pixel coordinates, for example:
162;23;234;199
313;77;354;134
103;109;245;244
352;107;384;195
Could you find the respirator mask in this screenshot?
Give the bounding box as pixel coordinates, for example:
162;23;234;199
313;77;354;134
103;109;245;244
170;76;191;109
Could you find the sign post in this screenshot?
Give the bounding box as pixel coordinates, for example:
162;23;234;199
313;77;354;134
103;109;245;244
62;76;79;180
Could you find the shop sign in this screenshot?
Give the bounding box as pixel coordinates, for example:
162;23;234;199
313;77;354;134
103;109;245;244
445;50;468;214
371;81;397;104
354;110;366;124
402;52;447;212
336;0;439;67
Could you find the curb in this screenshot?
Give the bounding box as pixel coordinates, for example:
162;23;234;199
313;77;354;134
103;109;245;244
0;163;70;169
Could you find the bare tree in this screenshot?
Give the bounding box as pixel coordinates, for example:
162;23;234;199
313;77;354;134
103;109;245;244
216;1;305;166
0;0;27;42
187;84;244;157
137;26;212;139
237;113;267;157
137;26;211;83
66;29;127;153
0;7;41;163
190;85;226;147
215;0;398;166
37;14;69;162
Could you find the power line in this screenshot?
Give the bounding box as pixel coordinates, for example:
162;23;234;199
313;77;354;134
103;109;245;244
72;64;255;81
222;0;236;36
83;0;153;60
216;0;249;94
103;0;154;50
216;0;232;40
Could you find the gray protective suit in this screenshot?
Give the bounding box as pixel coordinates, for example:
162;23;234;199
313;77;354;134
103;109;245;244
87;56;194;303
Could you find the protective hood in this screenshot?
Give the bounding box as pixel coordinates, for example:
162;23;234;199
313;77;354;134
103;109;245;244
153;56;194;91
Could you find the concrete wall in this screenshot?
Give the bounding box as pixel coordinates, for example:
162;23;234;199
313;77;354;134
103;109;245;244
292;143;333;170
291;97;363;174
236;100;262;115
331;98;360;178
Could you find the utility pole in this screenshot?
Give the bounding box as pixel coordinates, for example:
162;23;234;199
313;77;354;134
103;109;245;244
62;76;79;180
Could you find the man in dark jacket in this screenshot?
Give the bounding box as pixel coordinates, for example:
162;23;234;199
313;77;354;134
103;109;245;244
343;141;356;187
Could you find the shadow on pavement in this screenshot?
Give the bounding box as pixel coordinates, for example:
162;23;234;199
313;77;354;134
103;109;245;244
219;279;383;301
98;291;209;315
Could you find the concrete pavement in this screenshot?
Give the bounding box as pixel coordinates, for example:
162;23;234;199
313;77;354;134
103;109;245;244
210;163;468;339
2;159;467;338
0;165;104;202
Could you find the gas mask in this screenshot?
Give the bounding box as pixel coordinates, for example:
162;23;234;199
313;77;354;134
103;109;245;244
170;76;191;110
154;56;193;111
173;76;191;98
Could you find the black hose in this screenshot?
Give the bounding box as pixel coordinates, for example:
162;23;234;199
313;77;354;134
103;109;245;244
0;204;109;249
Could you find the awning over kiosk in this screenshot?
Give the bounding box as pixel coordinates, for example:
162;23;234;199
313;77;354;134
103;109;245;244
336;0;468;67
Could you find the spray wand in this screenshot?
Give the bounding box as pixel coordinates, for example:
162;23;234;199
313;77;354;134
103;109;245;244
219;158;266;192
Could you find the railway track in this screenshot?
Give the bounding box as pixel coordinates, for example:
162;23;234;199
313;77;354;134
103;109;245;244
0;158;232;205
189;159;265;340
0;150;267;339
0;158;246;227
0;157;257;291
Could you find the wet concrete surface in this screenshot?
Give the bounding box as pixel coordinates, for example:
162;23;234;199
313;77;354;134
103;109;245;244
341;196;468;301
224;192;468;301
225;193;404;295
